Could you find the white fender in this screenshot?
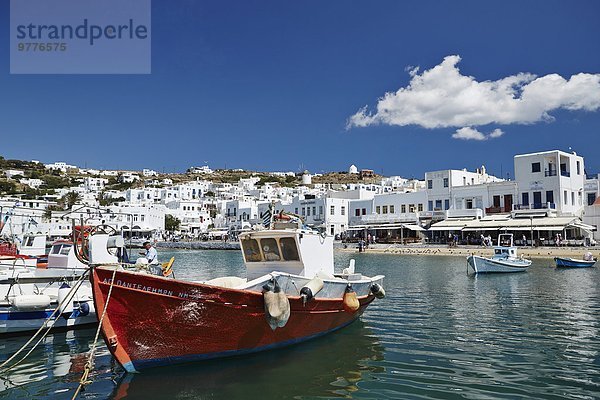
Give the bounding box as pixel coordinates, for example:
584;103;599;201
10;294;51;310
58;282;73;318
300;276;324;304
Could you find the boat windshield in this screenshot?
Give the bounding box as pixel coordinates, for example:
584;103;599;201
241;236;301;262
51;244;71;255
280;237;300;261
261;238;281;261
242;239;262;262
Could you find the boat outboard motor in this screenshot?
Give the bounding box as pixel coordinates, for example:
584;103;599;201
370;283;386;299
262;279;290;330
300;276;324;305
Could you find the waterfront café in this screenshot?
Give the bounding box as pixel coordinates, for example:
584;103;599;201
428;215;596;246
346;223;426;244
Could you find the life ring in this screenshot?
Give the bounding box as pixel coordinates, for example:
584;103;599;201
274;211;291;221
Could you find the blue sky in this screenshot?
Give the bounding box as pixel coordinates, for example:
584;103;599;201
1;0;599;179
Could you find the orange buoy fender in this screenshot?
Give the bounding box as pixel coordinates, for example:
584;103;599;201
262;279;291;330
343;285;360;313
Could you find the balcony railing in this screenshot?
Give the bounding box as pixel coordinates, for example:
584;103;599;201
513;202;556;210
544;170;557;177
485;206;511;214
560;170;570;177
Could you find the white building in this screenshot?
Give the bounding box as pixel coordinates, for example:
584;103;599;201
188;165;213;174
513;150;585;217
425;166;502;213
83;177;109;192
281;194;350;236
348;165;358;174
142;169;159;177
165;199;213;235
19;178;43;189
45;162;78;173
301;171;312;185
119;172;140;184
584;173;599;206
4;170;25;179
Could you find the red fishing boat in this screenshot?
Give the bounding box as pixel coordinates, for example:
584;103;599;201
89;221;385;372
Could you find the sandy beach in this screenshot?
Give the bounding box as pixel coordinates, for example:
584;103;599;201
337;243;600;259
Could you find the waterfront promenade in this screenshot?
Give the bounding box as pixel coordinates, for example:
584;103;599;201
155;240;600;259
338;243;600;259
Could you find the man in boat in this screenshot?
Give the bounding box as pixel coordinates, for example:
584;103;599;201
140;242;162;275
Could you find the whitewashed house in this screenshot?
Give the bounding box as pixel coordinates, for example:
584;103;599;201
513;150;585;217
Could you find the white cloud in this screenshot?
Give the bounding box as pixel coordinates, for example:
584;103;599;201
488;128;504;138
451;127;505;141
347;55;600;131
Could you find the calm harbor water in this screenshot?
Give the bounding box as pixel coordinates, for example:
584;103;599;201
1;250;599;399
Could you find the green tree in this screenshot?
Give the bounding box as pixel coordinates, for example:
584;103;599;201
165;214;181;232
0;180;16;194
56;191;82;210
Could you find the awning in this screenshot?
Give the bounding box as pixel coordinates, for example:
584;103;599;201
347;224;424;231
569;221;597;232
429;226;464;231
403;224;426;231
450;216;592;233
428;218;473;231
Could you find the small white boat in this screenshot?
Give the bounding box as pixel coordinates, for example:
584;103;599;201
467;234;532;274
0;240;98;335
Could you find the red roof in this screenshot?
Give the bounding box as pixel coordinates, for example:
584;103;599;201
594;196;600;206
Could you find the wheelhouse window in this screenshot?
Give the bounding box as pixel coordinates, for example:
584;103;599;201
60;244;71;255
260;238;281;261
280;237;300;261
242;238;262;262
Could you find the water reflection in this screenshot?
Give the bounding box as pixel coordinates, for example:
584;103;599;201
108;322;383;400
2;251;600;399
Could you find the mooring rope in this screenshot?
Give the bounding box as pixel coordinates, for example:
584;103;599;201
71;266;118;400
0;268;90;373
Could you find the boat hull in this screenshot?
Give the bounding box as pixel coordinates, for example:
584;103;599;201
554;257;596;268
91;268;375;372
0;302;96;335
467;255;531;274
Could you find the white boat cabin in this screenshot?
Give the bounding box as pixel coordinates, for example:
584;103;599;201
493;234;518;259
239;226;334;281
47;241;88;269
18;234;46;256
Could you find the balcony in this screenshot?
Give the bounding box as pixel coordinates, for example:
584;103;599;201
446;208;483;219
544;170;557;177
513;203;556;210
485;206;511;214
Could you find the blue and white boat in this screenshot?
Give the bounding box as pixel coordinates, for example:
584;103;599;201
554;255;597;268
0;240;96;335
467;234;532;274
